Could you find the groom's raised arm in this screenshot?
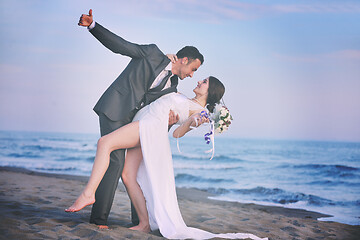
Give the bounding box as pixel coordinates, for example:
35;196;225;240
78;9;157;59
90;23;158;59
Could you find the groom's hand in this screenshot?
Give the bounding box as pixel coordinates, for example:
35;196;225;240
168;110;179;130
78;9;93;27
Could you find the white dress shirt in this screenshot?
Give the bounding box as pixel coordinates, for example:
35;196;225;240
149;63;172;89
88;21;173;90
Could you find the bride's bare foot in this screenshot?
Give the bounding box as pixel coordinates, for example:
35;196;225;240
65;192;95;212
129;224;151;233
98;225;109;230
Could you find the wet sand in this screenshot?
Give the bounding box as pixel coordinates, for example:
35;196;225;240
0;166;359;239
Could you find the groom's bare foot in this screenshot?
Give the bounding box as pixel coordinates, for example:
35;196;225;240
130;224;151;233
65;192;95;212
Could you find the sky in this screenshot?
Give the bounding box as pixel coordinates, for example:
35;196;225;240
0;0;359;142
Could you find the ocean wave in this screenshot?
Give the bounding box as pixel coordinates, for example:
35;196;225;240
40;137;79;142
0;137;19;142
175;173;236;184
172;153;214;161
173;153;244;162
21;143;96;153
213;154;245;162
35;167;77;171
293;163;358;171
22;145;55;151
281;163;360;178
204;186;340;206
55;156;89;162
6;153;43;159
173;161;244;170
308;180;360;187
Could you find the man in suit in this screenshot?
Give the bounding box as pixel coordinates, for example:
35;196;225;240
78;9;204;228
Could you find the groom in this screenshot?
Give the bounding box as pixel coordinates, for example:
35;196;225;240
78;9;204;228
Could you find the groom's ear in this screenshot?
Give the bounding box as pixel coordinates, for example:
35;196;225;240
181;57;189;65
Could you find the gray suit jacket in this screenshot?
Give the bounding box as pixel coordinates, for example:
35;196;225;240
90;23;171;123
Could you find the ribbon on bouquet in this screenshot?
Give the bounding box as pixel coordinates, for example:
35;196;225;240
204;121;215;161
176;111;215;160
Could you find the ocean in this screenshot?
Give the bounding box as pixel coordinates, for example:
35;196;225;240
0;130;359;225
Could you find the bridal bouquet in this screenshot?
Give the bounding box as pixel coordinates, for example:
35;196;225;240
197;106;232;147
211;105;233;134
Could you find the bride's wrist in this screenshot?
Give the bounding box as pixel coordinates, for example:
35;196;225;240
190;117;198;127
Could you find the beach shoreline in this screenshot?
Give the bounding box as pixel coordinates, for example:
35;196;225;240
0;166;359;239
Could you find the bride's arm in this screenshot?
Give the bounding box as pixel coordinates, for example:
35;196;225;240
172;112;208;138
166;54;178;63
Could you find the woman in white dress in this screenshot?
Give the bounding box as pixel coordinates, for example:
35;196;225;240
66;77;267;240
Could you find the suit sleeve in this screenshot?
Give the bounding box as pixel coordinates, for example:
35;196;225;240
89;22;155;59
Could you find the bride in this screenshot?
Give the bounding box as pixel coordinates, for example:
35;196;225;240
65;76;267;240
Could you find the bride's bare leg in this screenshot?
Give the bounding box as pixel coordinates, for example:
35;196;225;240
122;147;150;233
65;121;140;212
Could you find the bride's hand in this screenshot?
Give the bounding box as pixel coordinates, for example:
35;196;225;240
190;112;209;127
166;54;178;63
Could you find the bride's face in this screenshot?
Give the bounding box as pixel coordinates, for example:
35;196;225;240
193;78;209;96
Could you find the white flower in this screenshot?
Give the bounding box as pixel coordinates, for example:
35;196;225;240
210;104;232;134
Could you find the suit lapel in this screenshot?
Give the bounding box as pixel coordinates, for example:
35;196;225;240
149;57;171;89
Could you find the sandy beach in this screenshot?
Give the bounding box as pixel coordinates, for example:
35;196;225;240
0;166;359;240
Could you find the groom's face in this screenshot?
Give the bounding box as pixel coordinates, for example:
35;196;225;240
177;58;201;80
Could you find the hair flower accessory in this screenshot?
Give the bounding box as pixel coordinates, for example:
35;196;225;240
211;105;233;134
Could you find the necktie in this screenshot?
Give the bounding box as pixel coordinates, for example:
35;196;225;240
142;73;178;106
170;74;178;87
149;71;172;93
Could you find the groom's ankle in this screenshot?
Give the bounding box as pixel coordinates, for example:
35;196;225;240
90;218;107;226
131;219;139;225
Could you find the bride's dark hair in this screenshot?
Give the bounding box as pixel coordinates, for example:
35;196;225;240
206;76;225;113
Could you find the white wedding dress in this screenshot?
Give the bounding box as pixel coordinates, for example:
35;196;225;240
132;92;267;240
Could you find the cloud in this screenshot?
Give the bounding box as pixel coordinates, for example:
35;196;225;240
214;1;360;19
4;0;358;26
328;49;360;60
273;49;360;63
0;64;25;75
272;2;360;14
105;0;360;22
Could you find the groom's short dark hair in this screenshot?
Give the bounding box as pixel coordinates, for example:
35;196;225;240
176;46;204;65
